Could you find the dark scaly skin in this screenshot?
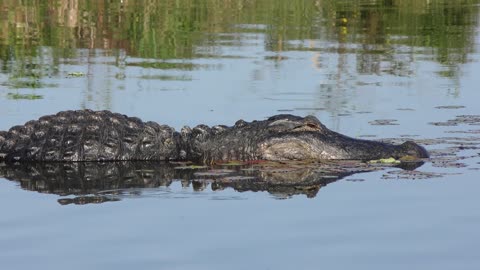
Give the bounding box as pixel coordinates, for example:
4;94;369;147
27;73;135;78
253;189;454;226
0;110;429;163
0;110;182;162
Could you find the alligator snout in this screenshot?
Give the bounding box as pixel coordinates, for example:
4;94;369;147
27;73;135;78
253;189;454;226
395;141;429;159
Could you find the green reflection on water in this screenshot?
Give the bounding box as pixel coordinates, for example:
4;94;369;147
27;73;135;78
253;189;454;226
0;0;478;80
6;92;43;100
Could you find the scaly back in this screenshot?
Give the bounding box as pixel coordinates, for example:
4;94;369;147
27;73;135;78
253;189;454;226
0;110;180;162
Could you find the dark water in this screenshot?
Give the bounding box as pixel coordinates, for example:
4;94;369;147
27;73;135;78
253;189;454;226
1;1;480;269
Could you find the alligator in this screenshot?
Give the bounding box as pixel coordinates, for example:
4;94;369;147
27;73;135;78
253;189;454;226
0;110;428;163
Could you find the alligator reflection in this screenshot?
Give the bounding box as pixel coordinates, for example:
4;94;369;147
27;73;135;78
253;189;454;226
0;161;423;204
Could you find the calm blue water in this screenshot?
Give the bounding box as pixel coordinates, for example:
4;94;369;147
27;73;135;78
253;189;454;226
1;1;480;269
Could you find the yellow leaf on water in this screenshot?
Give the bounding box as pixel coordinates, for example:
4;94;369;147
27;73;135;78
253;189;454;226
368;157;401;164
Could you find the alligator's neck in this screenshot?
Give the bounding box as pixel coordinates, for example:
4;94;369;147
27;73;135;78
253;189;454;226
177;122;267;163
176;124;219;163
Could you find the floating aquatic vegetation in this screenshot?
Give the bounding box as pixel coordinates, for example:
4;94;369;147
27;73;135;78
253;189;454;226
380;130;480;176
431;160;468;168
345;178;365;182
435;105;466;109
430;122;455;126
429;115;480;126
382;170;449;180
445;130;480;134
355;111;373;114
429;150;471;168
369;119;399;125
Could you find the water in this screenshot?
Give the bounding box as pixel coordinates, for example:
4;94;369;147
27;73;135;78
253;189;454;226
1;1;480;269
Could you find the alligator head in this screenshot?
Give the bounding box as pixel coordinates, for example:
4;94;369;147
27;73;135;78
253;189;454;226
255;115;429;161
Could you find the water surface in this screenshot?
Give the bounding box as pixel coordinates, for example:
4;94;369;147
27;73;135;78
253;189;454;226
1;1;480;269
